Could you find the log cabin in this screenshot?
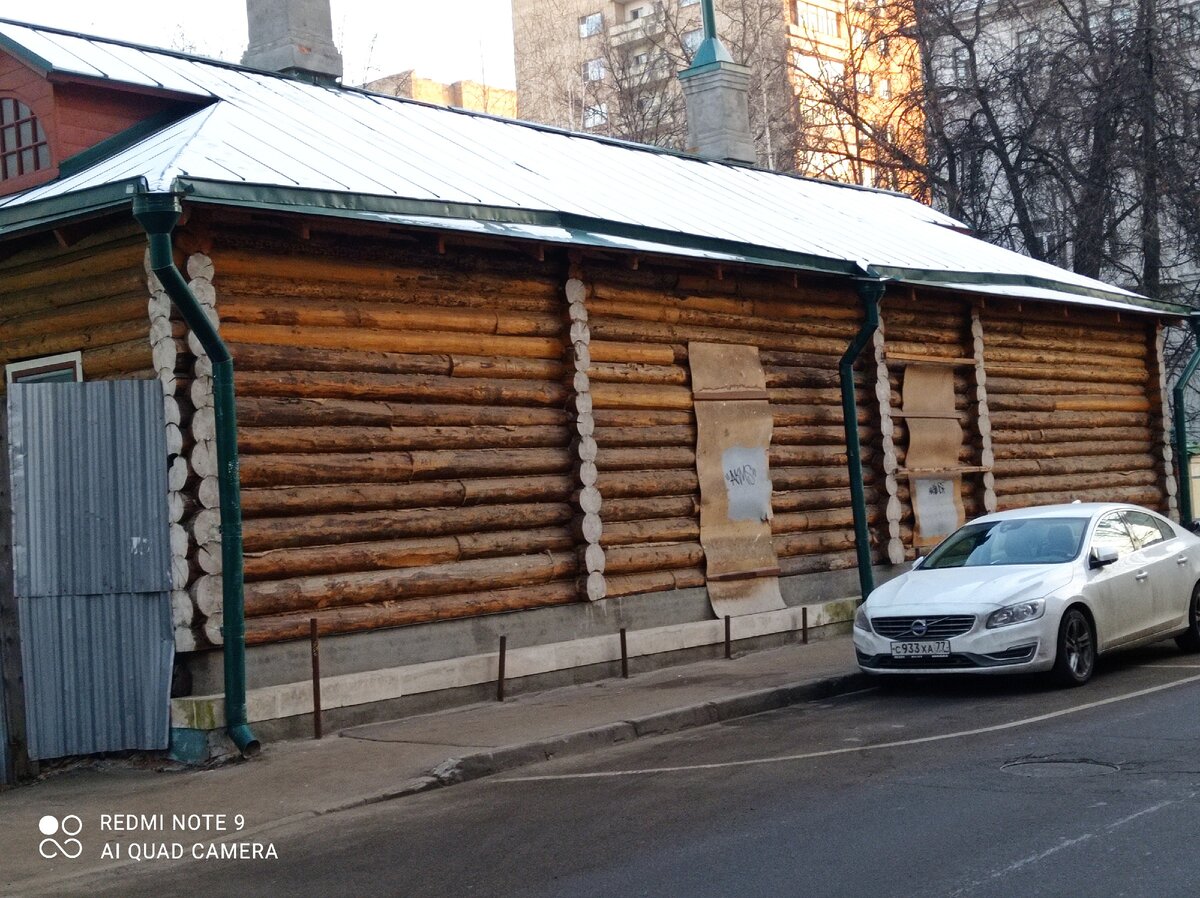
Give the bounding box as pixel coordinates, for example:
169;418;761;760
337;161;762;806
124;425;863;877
0;16;1186;760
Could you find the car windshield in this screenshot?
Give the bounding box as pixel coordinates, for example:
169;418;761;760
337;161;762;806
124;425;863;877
922;517;1090;569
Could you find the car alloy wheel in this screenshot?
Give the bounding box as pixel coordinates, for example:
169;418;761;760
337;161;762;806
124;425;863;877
1176;583;1200;652
1053;607;1095;687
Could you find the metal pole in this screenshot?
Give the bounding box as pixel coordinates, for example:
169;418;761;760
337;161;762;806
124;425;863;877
310;618;322;740
802;607;809;645
620;628;629;679
1173;314;1200;527
725;615;732;659
497;636;507;702
841;278;886;602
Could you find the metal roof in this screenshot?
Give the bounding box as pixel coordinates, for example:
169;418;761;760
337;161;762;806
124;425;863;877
0;18;1177;314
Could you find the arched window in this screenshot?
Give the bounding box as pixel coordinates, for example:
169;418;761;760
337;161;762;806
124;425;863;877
0;97;50;181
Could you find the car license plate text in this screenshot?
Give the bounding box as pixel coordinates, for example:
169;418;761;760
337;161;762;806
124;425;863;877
890;640;951;658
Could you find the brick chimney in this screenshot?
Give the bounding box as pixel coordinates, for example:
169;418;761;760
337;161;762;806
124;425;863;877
677;0;756;165
242;0;343;85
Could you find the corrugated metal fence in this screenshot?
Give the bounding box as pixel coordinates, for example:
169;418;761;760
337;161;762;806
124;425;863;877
8;381;172;760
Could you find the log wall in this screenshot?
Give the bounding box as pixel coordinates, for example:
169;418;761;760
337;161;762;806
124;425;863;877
881;292;985;560
196;225;580;645
979;302;1166;512
581;263;885;601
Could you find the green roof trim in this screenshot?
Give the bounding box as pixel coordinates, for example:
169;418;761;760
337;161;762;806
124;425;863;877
0;25;52;77
0;179;146;236
874;265;1186;315
174;177;865;279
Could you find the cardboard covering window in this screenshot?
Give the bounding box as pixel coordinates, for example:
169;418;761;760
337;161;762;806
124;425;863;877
689;342;786;618
902;364;966;546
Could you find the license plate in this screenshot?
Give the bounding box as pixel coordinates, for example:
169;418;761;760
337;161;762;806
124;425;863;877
890;640;951;658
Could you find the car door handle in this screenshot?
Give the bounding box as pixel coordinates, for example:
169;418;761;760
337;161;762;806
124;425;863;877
1135;571;1149;582
1178;555;1189;565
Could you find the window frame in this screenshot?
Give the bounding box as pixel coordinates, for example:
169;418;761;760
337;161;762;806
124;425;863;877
6;351;83;385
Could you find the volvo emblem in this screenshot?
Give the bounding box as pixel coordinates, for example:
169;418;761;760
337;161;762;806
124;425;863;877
911;619;929;637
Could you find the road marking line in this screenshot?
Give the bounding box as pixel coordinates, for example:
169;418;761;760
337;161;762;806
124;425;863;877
497;672;1200;782
1145;664;1200;668
951;794;1195;896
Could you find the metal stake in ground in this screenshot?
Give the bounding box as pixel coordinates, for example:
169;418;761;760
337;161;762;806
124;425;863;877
802;607;809;645
310;617;322;740
497;635;507;702
620;628;629;679
725;616;732;659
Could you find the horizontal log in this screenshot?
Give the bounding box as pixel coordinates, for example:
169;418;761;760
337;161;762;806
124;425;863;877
984;345;1147;370
244;525;575;580
987;394;1150;414
239;424;571;454
995;485;1164;511
229;343;565;381
235;370;568;406
774;404;870;427
773;465;875;490
993;469;1159;496
245;581;579;643
594;425;696;448
237;397;567;428
591;408;694;428
81;338;155;379
240;447;574;487
601;495;698;522
589;297;854;340
603;567;706;599
244;552;580;616
990;410;1149;430
983;330;1148;359
588;340;676;365
772;486;874;512
990;425;1151;446
993;453;1158;478
221;295;563;337
594;469;699;498
220;322;564;361
591;319;849;356
604;541;704;574
982;362;1148;386
980;315;1145;341
595;446;695;472
765;366;844;389
590;382;693;411
773;529;858;557
985;376;1145;397
778;549;860;577
0;235;145;293
992;440;1152;461
588;362;688;386
0;318;173;367
0;292;148;342
241;474;575;517
601;517;699;546
243;502;575;551
771;508;864;534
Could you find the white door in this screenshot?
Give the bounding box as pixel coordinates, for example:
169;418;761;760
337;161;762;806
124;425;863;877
1084;511;1151;650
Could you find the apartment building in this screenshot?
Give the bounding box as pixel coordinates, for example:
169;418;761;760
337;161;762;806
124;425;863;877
510;0;923;187
364;71;518;117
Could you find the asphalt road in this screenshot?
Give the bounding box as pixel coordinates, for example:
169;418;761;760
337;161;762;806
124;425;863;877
62;644;1200;898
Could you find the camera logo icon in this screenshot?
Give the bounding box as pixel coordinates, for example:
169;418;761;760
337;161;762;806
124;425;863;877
38;815;83;860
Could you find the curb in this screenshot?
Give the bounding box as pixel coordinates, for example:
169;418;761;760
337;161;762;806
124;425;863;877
425;670;871;791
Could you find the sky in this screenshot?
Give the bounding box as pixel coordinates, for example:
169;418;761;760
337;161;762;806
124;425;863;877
0;0;518;89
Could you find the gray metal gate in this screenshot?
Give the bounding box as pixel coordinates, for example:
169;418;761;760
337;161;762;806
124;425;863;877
8;381;173;760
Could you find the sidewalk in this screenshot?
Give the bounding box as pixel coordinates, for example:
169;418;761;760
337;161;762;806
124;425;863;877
0;632;863;896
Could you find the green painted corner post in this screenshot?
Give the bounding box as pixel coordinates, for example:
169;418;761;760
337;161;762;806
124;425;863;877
133;192;260;759
1172;313;1200;527
841;279;887;603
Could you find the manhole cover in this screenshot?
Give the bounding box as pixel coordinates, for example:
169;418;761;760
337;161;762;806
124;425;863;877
1002;759;1120;778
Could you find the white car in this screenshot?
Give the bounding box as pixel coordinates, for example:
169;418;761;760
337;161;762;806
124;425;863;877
853;503;1200;685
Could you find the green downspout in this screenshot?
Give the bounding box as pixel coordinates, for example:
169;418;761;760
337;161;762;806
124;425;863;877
1173;313;1200;527
841;279;887;602
133;192;260;758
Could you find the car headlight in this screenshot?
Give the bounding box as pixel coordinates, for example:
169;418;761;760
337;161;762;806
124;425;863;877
986;599;1045;629
854;604;874;634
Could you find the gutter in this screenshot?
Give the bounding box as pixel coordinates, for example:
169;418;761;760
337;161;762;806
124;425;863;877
132;191;259;758
1174;313;1200;527
841;279;887;602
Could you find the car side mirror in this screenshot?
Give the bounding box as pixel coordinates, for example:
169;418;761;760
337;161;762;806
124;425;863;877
1090;546;1118;569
